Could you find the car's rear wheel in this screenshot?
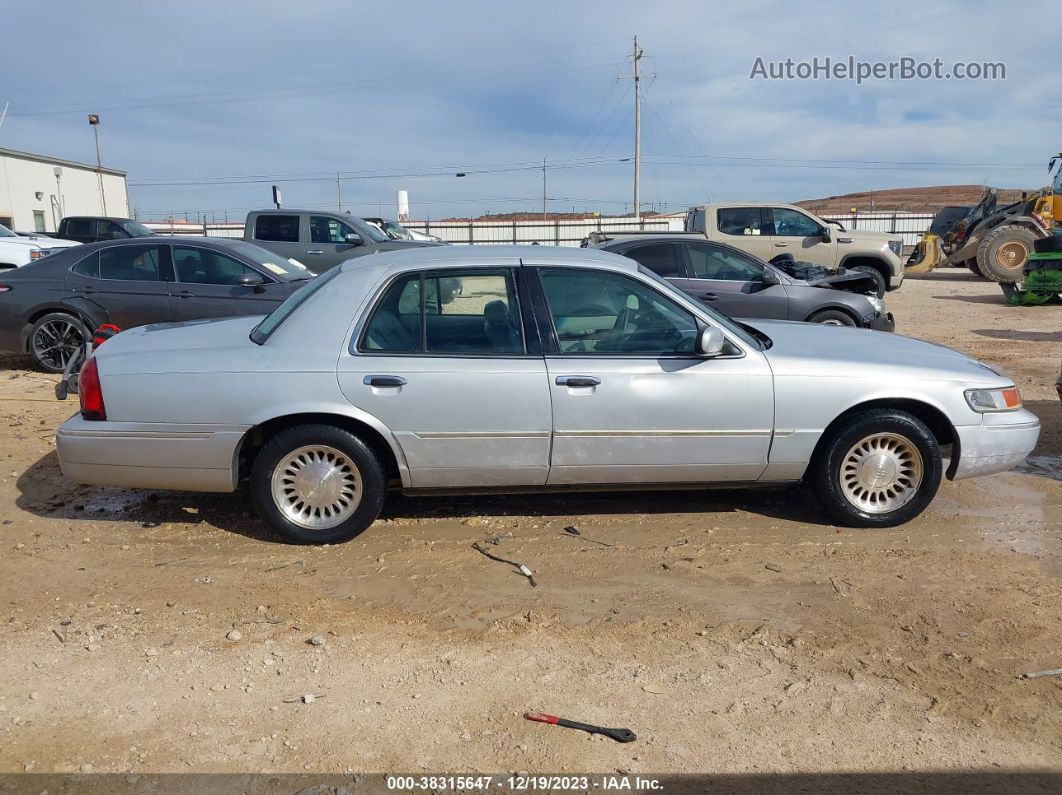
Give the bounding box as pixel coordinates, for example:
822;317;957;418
250;424;386;544
808;309;858;327
29;312;87;373
809;409;942;528
976;225;1037;283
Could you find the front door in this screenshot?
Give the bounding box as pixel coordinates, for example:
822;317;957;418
337;264;552;488
683;242;790;320
768;207;837;268
169;244;290;320
308;215;365;272
531;265;774;485
67;242;174;329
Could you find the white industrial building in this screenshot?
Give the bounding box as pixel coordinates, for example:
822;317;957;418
0;147;129;233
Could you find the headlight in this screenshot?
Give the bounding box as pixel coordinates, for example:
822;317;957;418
965;386;1022;412
29;248;58;260
887;240;902;256
866;295;885;313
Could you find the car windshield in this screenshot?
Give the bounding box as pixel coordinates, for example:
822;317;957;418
635;264;765;350
381;222;411;240
121;220;156;237
250;267;336;344
222;240;313;281
0;224;16;238
347;216;389;243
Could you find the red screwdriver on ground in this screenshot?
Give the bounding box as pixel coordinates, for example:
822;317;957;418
525;712;636;743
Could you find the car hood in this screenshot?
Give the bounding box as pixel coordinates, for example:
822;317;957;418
748;319;1009;386
841;229;897;246
2;235;79;249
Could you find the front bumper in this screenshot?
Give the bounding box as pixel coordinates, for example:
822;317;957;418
865;312;895;332
950;409;1041;480
56;414;245;493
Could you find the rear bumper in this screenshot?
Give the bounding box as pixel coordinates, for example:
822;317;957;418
56;414;246;492
950;410;1040;480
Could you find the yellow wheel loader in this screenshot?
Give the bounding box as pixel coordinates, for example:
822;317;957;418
907;153;1062;281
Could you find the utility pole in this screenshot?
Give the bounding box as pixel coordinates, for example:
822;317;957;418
633;36;642;220
88;114;107;214
542;158;547;221
337;172;343;211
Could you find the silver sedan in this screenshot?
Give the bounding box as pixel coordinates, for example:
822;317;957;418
56;246;1040;544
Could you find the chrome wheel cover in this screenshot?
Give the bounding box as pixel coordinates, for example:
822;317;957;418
270;445;362;530
820;318;846;326
32;318;84;371
839;432;923;514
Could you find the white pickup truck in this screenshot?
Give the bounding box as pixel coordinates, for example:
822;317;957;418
684;203;904;296
0;224;80;269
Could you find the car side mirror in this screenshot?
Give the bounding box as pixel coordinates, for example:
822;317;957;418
695;326;726;358
820;225;831;242
344;233;363;246
238;273;266;292
760;269;780;286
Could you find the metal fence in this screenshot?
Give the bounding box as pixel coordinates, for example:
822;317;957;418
144;212;934;248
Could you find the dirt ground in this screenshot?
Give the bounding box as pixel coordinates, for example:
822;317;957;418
0;269;1058;780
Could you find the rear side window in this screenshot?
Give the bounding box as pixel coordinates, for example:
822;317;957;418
622;243;684;278
717;207;767;237
254;215;300;243
361;270;524;355
75;245;164;281
64;218;94;237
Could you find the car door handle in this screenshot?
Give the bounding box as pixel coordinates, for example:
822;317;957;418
773;242;789;247
176;290;195;298
699;292;718;301
77;286;97;295
837;237;853;244
306;250;324;255
555;376;600;387
363;375;407;388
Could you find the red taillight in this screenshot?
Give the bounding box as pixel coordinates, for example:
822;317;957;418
78;357;106;420
0;285;12;293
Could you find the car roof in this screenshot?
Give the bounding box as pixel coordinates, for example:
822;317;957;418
338;245;638;273
595;235;699;248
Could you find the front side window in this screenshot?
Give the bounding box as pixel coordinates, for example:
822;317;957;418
770;208;822;237
621;243;684;278
361;270;523;355
99;221;128;241
89;245;163;281
717;207;767;237
310;216;357;244
687;243;764;281
173;246;260;285
254;214;300;243
539;268;697;355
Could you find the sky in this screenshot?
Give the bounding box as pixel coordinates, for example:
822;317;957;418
1;0;1057;221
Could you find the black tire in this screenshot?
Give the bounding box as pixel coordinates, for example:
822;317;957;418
29;312;88;373
809;409;943;528
249;423;387;544
965;259;985;277
847;265;886;298
808;309;858;327
976;225;1037;283
1033;234;1062;254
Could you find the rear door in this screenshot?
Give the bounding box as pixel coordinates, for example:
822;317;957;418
66;242;174;329
684;242;790;319
250;214;306;267
307;215;365;272
169;244;291;320
336;264;552;488
713;207;776;262
768;207;837;267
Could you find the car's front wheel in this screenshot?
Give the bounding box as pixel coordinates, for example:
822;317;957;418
809;409;942;527
808;309;857;327
250;424;387;544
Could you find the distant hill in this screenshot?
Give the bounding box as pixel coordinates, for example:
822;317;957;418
796;185;1035;215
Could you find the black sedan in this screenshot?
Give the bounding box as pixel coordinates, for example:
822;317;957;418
0;237;314;371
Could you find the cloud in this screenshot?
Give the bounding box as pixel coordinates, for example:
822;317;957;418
0;0;1055;219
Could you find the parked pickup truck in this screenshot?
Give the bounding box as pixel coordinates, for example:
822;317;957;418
244;210;441;274
44;216;157;244
588;203;905;297
0;224;80;269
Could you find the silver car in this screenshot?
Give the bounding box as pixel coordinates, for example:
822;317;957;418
56;246;1040;544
